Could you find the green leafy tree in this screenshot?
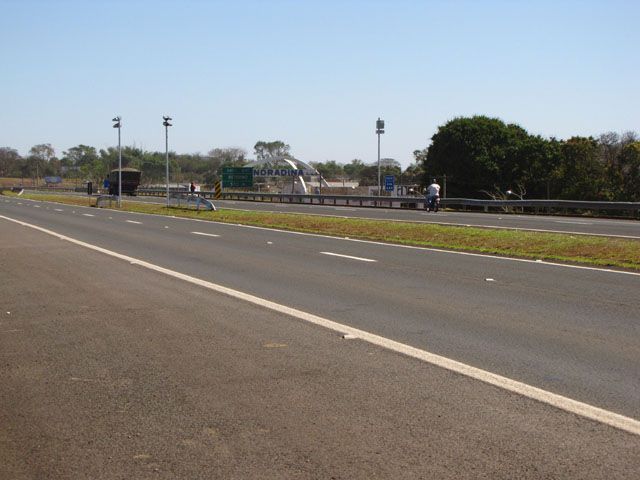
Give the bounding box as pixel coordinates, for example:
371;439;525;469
421;116;531;197
557;137;609;200
62;145;98;181
254;140;290;160
202;147;247;184
358;164;379;186
28;143;58;179
139;151;171;184
401;160;424;187
618;141;640;201
29;143;56;163
311;160;344;180
380;158;401;172
0;147;21;177
419;116;563;198
343;159;365;180
516;135;561;199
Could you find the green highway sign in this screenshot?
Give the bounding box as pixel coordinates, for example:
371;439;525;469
222;167;253;187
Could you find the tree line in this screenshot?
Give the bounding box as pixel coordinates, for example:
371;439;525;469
0;140;419;188
415;116;640;201
0;144;247;187
2;117;638;200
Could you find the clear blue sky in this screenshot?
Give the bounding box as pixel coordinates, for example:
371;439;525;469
1;0;638;167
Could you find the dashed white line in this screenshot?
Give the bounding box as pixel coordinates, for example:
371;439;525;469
209;222;640;277
54;208;64;212
320;251;377;262
1;213;638;436
126;220;142;224
82;214;95;217
192;231;220;238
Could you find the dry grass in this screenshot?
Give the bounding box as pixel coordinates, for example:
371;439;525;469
8;192;640;270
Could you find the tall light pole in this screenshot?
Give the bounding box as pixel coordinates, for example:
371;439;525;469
376;117;384;196
163;116;172;207
112;116;122;207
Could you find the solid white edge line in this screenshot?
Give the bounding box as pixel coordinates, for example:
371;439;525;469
1;213;639;436
320;251;377;262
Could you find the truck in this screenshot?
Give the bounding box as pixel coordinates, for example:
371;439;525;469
108;168;141;196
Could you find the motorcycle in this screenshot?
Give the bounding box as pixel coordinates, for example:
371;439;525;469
426;195;440;212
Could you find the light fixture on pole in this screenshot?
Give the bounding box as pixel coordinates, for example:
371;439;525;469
112;116;122;207
163;116;172;207
376;117;385;196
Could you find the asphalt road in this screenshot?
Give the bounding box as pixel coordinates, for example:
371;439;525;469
2;196;640;478
122;194;640;238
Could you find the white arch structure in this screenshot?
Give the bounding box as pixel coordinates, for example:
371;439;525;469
245;156;329;194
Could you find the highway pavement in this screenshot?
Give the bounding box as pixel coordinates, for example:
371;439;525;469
1;195;640;478
130;194;640;238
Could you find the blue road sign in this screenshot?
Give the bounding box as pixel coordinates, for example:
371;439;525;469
384;175;395;192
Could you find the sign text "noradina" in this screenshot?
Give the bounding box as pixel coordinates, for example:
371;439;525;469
253;169;306;177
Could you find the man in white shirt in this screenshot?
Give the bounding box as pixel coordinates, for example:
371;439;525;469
425;179;441;212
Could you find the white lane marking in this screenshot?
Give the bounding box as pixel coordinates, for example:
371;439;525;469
54;208;64;212
320;251;377;263
204;221;640;277
192;231;220;238
556;221;594;225
17;196;640;274
126;220;142;224
334;207;357;211
34;205;40;208
1;213;639;436
82;213;95;217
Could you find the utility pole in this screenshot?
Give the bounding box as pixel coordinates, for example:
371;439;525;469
163;116;172;207
376;118;385;196
112;116;122;207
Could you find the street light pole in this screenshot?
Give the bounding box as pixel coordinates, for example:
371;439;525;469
376;118;385;196
163;116;172;207
112;116;122;207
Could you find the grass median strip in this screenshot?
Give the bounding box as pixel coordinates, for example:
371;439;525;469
8;192;640;271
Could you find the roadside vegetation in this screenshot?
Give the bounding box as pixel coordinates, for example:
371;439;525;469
5;191;640;271
2;118;639;201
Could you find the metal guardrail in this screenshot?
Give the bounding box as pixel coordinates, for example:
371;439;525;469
136;188;640;218
96;195;118;208
168;193;216;211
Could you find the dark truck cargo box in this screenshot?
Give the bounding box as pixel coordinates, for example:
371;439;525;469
108;168;141;195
